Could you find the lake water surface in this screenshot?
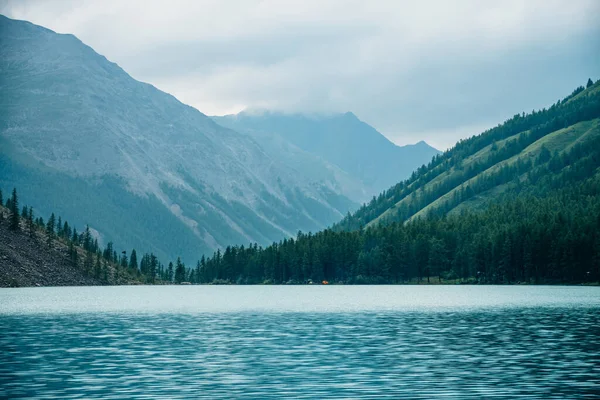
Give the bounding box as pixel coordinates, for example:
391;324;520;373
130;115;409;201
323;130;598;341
1;286;599;398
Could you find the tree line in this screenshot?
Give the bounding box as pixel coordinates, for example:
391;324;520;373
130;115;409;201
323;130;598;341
193;171;600;284
0;187;188;284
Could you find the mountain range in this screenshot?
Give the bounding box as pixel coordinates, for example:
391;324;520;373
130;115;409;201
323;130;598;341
212;111;439;199
0;15;437;262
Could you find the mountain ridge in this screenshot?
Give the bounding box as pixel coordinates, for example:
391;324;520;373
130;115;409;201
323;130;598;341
212;111;440;200
0;15;368;262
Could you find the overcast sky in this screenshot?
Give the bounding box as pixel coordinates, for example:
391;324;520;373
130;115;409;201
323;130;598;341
1;0;599;149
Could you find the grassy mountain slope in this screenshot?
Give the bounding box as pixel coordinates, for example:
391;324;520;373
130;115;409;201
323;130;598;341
335;80;600;231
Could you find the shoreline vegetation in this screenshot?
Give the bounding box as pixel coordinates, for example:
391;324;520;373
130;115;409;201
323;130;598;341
1;189;598;288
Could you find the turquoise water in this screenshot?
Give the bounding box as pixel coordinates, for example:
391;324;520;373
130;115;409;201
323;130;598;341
1;286;599;398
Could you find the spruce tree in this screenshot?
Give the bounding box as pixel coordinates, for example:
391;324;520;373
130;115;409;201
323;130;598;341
9;188;19;231
56;216;62;237
103;260;109;283
167;262;174;282
46;213;56;237
120;252;128;269
587;78;594;88
149;254;158;283
129;249;138;272
95;253;102;279
83;226;91;251
174;257;186;283
63;221;71;240
69;241;78;265
27;207;34;237
84;250;94;273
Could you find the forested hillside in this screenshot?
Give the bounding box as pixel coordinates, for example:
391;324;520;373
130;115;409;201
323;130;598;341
335;79;600;230
188;80;600;284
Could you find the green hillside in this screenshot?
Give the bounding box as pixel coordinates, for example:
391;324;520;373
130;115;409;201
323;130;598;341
335;79;600;231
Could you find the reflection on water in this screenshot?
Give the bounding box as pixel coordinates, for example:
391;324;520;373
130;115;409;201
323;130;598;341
0;286;599;399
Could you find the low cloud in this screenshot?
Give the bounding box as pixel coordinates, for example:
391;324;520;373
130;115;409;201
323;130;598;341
2;0;599;148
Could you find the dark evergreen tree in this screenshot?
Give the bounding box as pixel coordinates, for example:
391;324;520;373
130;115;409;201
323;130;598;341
83;225;92;251
84;250;94;273
129;249;138;272
95;253;102;279
9;188;19;231
174;257;186;284
587;78;594;88
27;207;34;236
56;216;62;237
46;213;56;237
167;262;174;282
120;252;128;269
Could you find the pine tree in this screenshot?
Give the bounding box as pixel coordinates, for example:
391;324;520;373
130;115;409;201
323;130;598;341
56;216;63;237
174;257;186;284
120;252;128;269
149;254;158;284
27;207;34;237
9;188;19;231
103;260;109;283
46;213;56;237
83;226;91;251
69;241;78;265
84;250;94;273
94;253;102;279
129;249;138;272
167;262;174;282
62;221;71;240
587;78;594;89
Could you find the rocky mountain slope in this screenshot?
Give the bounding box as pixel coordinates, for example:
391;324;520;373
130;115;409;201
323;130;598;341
0;15;368;262
213;111;440;199
0;205;141;287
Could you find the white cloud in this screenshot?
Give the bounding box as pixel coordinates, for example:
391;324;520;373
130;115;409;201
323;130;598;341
2;0;599;148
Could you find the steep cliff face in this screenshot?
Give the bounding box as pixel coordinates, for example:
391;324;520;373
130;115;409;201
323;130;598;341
0;15;357;262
